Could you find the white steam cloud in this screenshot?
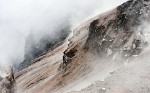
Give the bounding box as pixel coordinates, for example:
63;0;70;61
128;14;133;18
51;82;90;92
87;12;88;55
0;0;127;70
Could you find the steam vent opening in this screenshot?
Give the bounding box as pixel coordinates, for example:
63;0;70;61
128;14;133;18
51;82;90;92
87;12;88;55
1;0;150;93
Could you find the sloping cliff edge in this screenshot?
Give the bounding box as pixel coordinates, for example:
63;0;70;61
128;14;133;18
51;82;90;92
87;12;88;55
14;0;150;93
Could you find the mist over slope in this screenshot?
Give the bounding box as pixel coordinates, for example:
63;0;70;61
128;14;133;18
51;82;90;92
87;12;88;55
11;0;150;93
17;24;71;71
0;0;128;92
0;0;127;71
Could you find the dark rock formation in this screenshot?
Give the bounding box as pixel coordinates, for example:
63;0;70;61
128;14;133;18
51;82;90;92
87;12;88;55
62;0;150;69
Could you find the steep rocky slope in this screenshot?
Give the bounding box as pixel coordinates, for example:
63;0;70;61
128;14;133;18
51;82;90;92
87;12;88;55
15;0;150;93
18;26;70;71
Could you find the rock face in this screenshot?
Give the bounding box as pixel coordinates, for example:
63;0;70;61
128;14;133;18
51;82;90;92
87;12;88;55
62;0;150;69
15;0;150;93
0;68;16;93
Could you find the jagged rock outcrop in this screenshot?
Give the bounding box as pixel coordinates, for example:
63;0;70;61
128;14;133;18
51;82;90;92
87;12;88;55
0;67;16;93
62;0;150;69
